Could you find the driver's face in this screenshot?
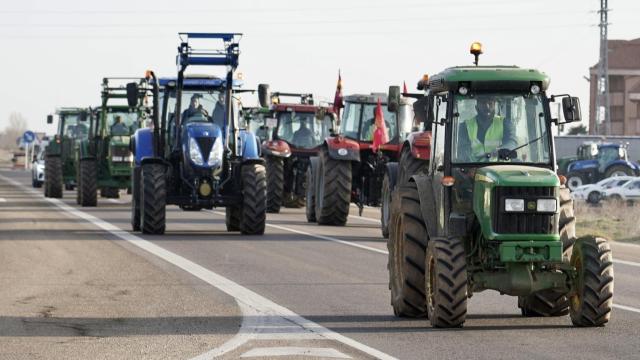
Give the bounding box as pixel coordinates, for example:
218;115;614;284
191;98;200;107
476;98;496;120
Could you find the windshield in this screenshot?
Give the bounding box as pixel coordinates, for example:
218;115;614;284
451;93;550;164
60;114;88;140
340;101;397;142
106;111;138;136
599;146;624;162
166;90;238;130
276;111;332;149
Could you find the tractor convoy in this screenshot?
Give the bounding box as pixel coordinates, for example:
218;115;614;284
40;36;615;329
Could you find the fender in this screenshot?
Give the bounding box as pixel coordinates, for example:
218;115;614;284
605;159;640;173
385;162;399;191
261;139;291;158
410;174;439;238
240;130;262;161
405;131;432;160
134;128;154;166
324;136;360;161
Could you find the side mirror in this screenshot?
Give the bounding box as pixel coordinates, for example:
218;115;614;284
561;97;581;123
388;85;400;112
258;84;271;108
413;96;429;125
47;115;53;124
126;82;139;108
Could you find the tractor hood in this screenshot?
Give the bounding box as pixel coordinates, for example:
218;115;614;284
475;165;559;187
181;122;223;168
183;122;222;141
110;135;131;147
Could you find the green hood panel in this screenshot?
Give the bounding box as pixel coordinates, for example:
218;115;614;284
110;136;131;147
475;165;559;187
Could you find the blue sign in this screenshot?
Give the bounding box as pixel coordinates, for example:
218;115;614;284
23;131;35;144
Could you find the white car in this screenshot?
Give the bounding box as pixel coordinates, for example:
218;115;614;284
31;150;45;188
571;176;635;204
602;178;640;204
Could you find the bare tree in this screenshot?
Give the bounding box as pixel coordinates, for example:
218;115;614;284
0;112;29;150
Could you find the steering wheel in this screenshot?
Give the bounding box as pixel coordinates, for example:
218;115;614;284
476;148;518;162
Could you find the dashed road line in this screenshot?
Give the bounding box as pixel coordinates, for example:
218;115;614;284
0;197;6;202
614;259;640;268
240;347;351;359
0;174;397;360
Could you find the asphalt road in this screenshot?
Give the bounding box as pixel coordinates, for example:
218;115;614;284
1;168;639;360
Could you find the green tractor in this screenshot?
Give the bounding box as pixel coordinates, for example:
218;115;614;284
44;108;89;198
387;43;613;328
75;78;148;206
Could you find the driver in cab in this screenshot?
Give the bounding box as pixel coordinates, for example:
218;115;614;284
182;94;209;122
458;96;517;162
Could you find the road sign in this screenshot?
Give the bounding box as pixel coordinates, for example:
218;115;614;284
23;131;36;144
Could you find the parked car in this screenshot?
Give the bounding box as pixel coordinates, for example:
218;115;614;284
602;178;640;205
31;150;45;188
571;176;635;204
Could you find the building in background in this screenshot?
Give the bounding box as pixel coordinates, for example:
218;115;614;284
589;38;640;135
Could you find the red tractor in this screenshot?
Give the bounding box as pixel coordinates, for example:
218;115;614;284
306;88;428;236
257;85;337;213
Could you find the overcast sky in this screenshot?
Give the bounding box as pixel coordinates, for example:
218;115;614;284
1;0;638;134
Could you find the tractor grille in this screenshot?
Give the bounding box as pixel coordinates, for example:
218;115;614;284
196;137;214;160
111;146;130;157
492;186;556;234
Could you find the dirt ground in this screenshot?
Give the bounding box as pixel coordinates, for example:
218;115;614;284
575;200;640;243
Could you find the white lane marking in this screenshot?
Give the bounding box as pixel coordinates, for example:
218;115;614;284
107;199;128;205
0;198;6;202
614;259;640;268
611;241;640;249
613;304;640;314
211;211;389;256
241;347;350;359
0;174;397;360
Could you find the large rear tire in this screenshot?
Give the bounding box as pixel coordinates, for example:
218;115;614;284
140;163;166;235
240;163;267;235
519;187;575;317
569;236;614;327
605;164;633;178
47;156;63;198
131;167;141;231
398;147;428;187
79;160;97;207
315;148;351;225
388;183;428;318
426;236;468;328
266;156;284;213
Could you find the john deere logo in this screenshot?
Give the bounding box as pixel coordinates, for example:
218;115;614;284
527;201;536;210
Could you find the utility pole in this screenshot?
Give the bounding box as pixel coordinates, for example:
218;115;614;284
595;0;610;135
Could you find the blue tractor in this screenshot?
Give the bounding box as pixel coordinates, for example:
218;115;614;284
565;142;640;190
129;33;266;235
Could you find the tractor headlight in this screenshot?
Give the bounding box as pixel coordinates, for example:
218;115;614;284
189;137;204;166
504;198;525;212
536;199;557;212
208;137;223;167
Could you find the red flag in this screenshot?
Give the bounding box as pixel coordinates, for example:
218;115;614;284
372;98;389;152
402;81;408;95
332;70;344;118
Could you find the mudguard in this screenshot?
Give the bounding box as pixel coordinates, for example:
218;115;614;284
410;174;439;238
385;162;399;191
605;159;640;174
240;130;261;161
324;136;360;161
404;131;432;161
134;128;154;166
261;139;291;158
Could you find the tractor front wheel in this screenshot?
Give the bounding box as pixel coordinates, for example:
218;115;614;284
569;236;614;327
266;156;284;213
131;167;141;231
47;156;63;198
387;183;427;318
380;172;392;238
79;160;97;207
315;148;351;225
566;172;584;191
140;163;166;235
426;236;468;328
239;163;266;235
305;158;317;222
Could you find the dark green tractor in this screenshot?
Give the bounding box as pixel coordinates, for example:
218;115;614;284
44;108;89;198
75;78;148;206
387;44;614;328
